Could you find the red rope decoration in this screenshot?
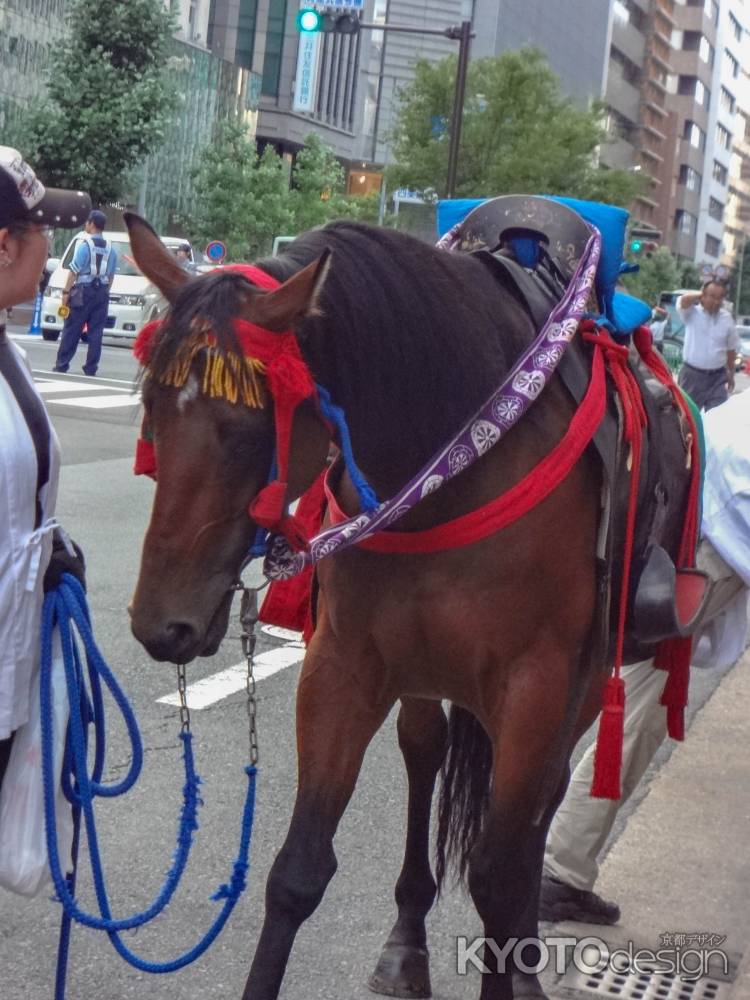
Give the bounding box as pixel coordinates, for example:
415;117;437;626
580;321;648;800
633;325;702;741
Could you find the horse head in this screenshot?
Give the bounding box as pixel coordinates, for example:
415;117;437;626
125;213;331;663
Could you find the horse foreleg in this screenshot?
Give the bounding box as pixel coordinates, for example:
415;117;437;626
242;642;394;1000
369;697;448;999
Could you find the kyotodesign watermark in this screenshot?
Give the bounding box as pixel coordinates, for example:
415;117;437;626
456;933;729;982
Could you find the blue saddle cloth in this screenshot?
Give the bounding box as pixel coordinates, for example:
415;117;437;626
437;195;651;337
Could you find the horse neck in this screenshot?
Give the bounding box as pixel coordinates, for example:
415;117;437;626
302;322;537;502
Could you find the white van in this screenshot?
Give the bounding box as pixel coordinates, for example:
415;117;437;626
41;231;199;344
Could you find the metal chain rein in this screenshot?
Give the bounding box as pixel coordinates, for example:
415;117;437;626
175;580;266;766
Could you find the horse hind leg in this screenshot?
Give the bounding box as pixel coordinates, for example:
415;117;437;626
466;657;583;1000
368;697;448;999
242;638;394;1000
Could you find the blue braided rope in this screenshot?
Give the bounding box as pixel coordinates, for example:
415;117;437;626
316;384;379;512
41;574;257;986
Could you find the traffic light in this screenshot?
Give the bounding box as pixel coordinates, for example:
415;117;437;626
628;227;661;257
296;7;360;34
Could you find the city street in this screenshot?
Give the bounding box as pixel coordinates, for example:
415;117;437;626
1;322;748;1000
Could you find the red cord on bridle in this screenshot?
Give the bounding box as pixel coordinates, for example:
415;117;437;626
581;321;648;799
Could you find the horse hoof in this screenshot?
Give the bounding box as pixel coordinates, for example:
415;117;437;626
367;943;432;998
512;971;548;1000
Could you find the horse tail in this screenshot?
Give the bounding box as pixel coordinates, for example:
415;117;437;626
435;704;493;891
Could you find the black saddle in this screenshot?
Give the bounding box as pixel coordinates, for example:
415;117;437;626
459;207;710;661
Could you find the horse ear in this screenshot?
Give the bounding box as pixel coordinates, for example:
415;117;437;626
249;250;331;333
123;212;189;304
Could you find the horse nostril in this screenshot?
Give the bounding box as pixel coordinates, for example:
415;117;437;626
166;620;199;652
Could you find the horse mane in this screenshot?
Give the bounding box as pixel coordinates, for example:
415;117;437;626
259;221;535;480
149;221;535;483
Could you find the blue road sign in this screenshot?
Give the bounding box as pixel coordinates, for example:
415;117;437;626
205;240;227;264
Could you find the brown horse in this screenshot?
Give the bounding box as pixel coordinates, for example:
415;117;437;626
125;212;608;1000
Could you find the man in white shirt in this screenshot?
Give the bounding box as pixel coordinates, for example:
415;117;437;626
676;281;739;410
540;390;750;925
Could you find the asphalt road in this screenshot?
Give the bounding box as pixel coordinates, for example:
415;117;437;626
0;326;742;1000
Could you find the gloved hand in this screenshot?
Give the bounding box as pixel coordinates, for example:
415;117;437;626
43;527;86;593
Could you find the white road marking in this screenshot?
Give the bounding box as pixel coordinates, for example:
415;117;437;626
52;393;140;409
260;624;304;644
33;369;138;387
35;379;130;394
158;645;304;710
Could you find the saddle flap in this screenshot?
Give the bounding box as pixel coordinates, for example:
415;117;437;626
632;543;712;644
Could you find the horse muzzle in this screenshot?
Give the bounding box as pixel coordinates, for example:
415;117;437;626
131;589;234;663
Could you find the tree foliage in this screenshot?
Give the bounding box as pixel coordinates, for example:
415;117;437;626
387;48;643;206
183;125;378;260
14;0;177;205
621;247;702;306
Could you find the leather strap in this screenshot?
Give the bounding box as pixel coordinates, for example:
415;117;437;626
0;337;50;528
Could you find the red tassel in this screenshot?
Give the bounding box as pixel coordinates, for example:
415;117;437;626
134;437;157;479
133;319;162;365
249;480;287;529
266;352;315;403
655;635;691;740
258;473;327;639
591;675;626;799
260;564;313;633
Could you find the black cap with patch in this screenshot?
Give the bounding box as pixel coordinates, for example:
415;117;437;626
0;146;91;229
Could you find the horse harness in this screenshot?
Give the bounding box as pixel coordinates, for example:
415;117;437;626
475;245;708;667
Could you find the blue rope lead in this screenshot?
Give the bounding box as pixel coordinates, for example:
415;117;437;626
316;384;379;512
41;574;257;992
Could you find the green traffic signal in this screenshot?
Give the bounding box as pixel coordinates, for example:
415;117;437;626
296;7;322;32
295;7;360;34
630;239;643;253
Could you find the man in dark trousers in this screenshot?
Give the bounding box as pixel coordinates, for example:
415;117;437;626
54;209;117;376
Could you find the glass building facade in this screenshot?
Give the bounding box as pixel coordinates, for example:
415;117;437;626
143;39;260;232
0;0;259;233
0;0;66;134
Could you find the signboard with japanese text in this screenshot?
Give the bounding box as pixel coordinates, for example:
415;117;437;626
293;29;321;112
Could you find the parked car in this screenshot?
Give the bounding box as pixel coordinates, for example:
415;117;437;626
41;232;200;344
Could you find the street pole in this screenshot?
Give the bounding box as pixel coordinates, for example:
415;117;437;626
353;19;475;199
445;21;472;198
736;234;746;319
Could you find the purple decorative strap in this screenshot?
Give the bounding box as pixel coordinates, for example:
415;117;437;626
264;229;602;581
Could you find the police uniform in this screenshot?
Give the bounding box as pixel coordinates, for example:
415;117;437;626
54;231;117;376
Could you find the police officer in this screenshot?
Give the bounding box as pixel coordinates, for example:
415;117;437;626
54;209;117;376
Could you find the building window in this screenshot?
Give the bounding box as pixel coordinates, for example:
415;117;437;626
713;159;728;184
705;233;721;257
720;87;736;116
716;123;732;150
724;49;740;79
678;164;702;191
261;0;287;96
613;0;629;23
683;32;714;66
678;77;709;108
729;12;742;43
674;210;696;236
610;45;641;86
683;120;706;150
236;0;258;71
708;196;724;221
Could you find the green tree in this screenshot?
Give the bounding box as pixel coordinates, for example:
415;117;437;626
291;134;379;231
14;0;177;206
387;48;643;206
184;128;379;260
185;121;296;260
621;247;686;306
